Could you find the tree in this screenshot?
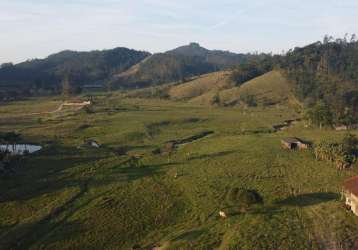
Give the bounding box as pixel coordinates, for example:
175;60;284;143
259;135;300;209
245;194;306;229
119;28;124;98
0;62;13;69
62;76;71;98
306;101;333;128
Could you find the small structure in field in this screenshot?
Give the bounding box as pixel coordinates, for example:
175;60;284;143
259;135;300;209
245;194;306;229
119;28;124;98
281;137;309;150
160;141;176;155
343;176;358;216
219;211;227;218
335;124;358;131
83;139;100;148
64;100;91;106
335;125;348;131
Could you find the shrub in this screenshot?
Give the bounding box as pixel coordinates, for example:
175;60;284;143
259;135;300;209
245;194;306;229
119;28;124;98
239;93;257;107
82;105;94;114
226;188;263;209
314;134;358;169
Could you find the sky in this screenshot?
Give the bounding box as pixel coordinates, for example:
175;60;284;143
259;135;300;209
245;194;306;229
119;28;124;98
0;0;357;64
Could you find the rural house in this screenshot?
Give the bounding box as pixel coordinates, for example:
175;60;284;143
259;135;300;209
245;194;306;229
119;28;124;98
343;176;358;216
281;137;309;150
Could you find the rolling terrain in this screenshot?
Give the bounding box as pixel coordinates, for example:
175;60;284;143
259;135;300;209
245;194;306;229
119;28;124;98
1;92;358;249
129;69;300;108
1;38;358;249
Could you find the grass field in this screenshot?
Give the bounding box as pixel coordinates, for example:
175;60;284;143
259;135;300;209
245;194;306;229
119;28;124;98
1;93;358;249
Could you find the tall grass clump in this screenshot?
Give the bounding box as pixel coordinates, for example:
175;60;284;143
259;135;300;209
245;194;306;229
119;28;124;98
314;134;358;169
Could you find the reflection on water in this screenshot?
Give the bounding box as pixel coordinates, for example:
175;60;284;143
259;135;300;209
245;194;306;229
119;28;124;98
0;144;42;155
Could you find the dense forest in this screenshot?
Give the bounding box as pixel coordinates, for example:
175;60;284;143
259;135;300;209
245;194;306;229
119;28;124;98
279;35;358;127
227;36;358;126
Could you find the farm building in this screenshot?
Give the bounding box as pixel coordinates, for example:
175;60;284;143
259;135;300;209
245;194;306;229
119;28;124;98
335;125;348;131
83;139;100;148
343;176;358;216
334;124;358;131
281;137;309;150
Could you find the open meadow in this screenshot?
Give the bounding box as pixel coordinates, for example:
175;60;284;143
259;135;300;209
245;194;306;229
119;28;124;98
1;94;358;249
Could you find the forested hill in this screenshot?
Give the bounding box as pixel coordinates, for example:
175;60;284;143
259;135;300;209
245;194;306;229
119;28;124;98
0;47;151;95
111;43;263;88
278;37;358;126
167;42;253;67
0;43;263;95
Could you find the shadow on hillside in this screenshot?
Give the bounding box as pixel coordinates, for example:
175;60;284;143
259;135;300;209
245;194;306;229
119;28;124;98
0;219;84;250
187;150;236;161
276;192;339;207
0;143;178;249
115;164;166;182
0;144;107;203
173;229;207;241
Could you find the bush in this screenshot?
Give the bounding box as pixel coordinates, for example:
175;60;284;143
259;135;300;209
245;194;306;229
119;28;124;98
82;105;94;114
314;134;358;169
239;93;257;107
226;188;263;209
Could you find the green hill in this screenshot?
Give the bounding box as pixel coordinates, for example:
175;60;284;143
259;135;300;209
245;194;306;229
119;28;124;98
165;70;299;107
218;70;297;106
0;48;151;95
168;71;233;100
112;43;264;88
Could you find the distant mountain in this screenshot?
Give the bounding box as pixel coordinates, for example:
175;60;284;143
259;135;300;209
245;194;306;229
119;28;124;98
112;43;262;88
167;42;252;67
0;43;264;97
0;47;151;95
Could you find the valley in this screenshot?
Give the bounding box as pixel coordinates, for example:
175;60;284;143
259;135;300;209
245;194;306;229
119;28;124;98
0;89;357;249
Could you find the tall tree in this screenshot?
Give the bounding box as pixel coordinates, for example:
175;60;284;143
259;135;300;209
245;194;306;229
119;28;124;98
62;76;71;99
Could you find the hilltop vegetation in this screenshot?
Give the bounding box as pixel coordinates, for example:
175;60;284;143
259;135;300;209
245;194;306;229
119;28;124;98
0;48;150;96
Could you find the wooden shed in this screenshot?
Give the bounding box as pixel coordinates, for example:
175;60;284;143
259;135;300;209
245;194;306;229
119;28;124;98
281;137;309;150
343;176;358;216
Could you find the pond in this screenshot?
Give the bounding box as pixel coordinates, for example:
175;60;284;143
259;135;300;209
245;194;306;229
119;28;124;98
0;144;42;155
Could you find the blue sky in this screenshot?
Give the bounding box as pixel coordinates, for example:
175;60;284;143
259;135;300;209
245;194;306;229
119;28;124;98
1;0;357;64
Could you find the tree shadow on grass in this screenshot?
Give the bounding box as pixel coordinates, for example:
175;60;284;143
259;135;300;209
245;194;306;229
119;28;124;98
0;143;110;203
107;161;180;182
173;229;207;241
276;192;339;207
116;165;164;182
0;219;85;250
187;150;237;161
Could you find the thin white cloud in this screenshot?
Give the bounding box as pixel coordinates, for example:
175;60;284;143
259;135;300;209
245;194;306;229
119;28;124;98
1;0;358;63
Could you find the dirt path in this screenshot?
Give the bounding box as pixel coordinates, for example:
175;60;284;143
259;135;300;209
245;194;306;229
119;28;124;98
29;102;90;115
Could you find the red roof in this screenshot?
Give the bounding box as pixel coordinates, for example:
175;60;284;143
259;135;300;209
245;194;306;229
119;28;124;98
343;176;358;196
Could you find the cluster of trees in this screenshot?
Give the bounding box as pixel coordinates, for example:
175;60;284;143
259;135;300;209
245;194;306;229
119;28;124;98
279;35;358;127
229;57;273;86
314;134;358;169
